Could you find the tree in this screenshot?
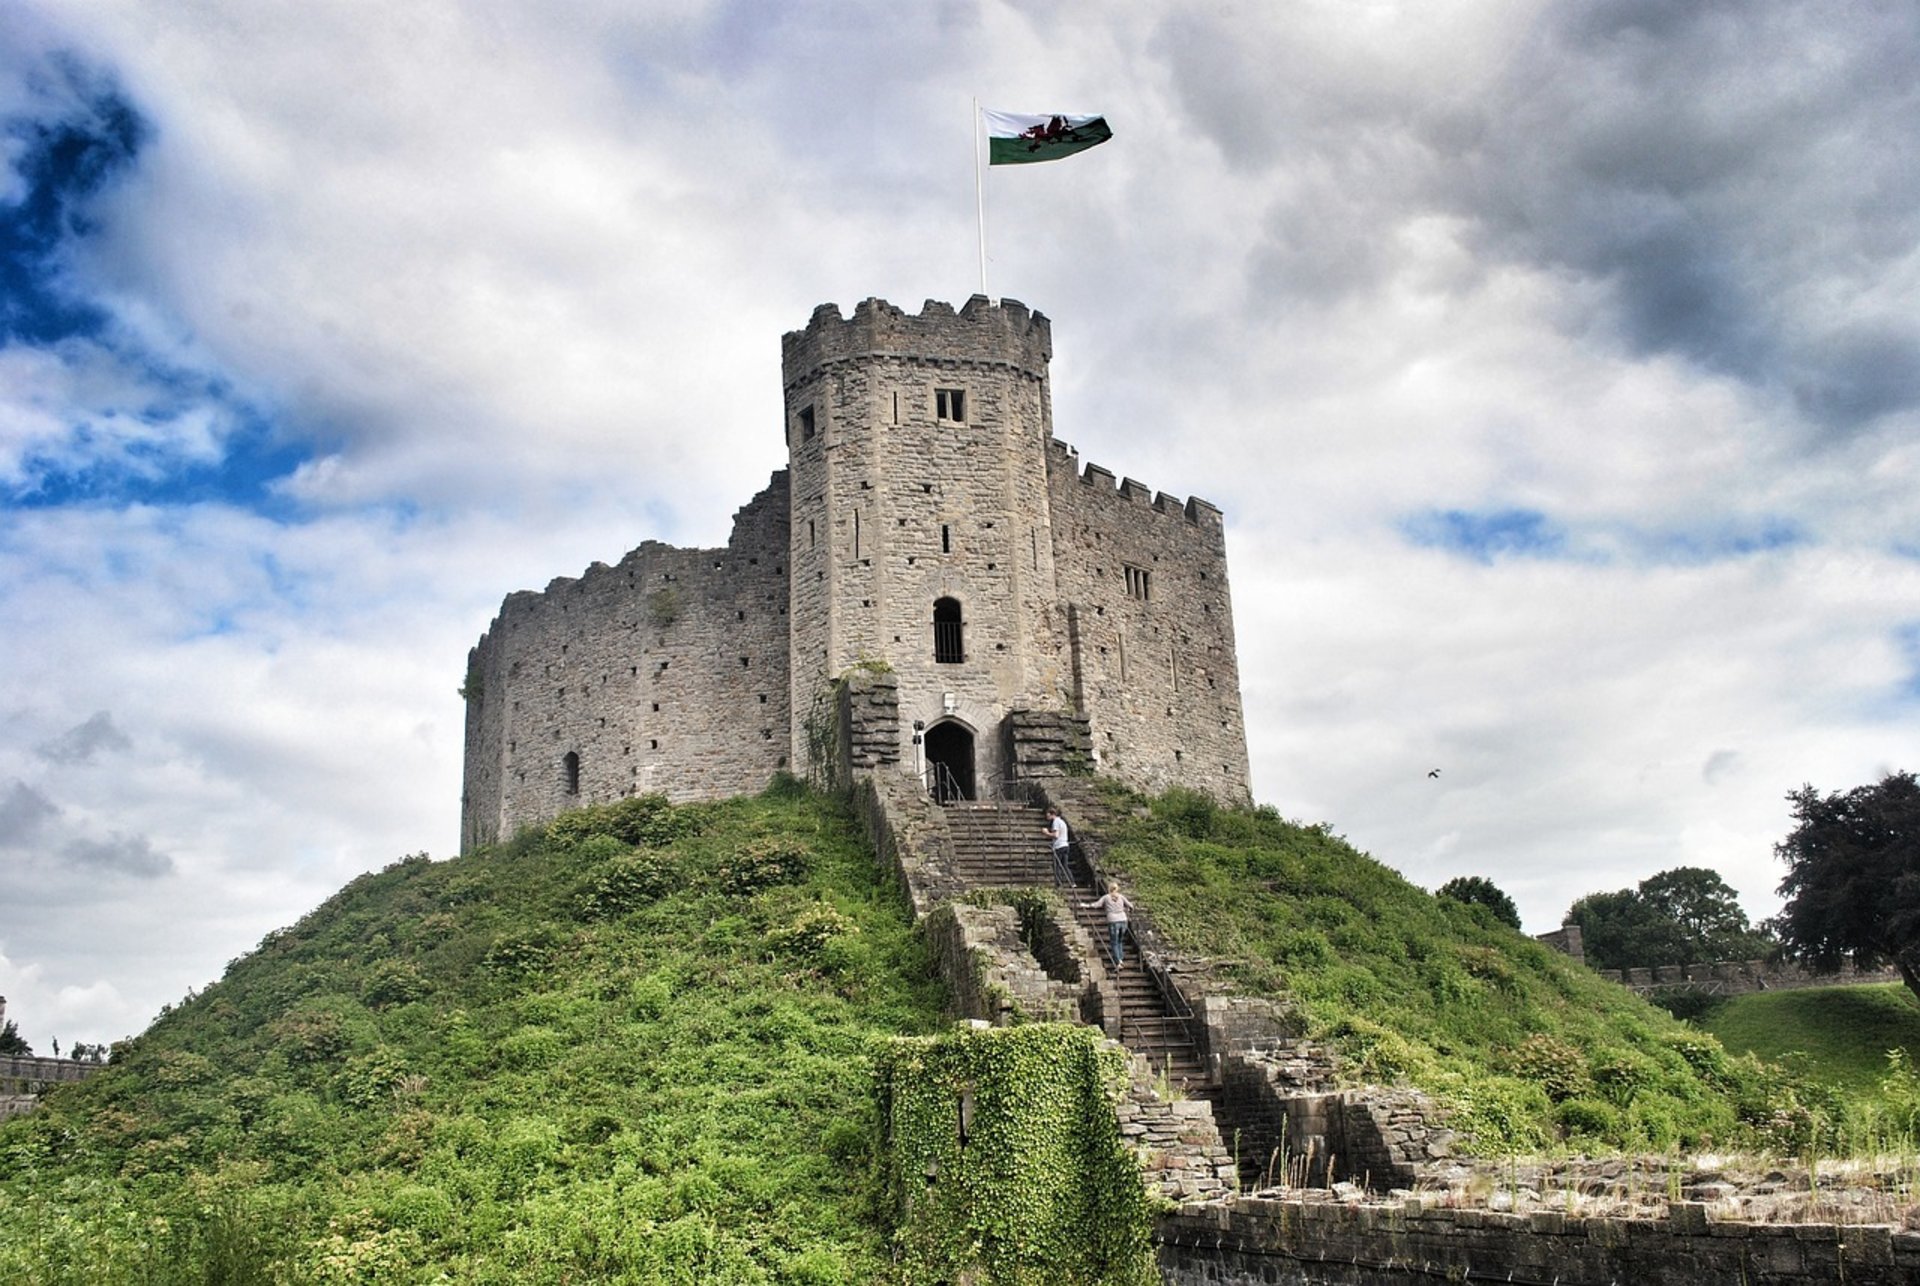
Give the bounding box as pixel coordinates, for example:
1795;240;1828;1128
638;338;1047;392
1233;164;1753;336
1436;875;1522;929
1565;866;1773;972
1772;771;1920;1004
1566;887;1688;971
0;1019;30;1057
1638;866;1775;959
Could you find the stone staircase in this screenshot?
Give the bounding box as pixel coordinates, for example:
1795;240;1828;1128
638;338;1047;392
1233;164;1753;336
1065;894;1209;1093
943;803;1062;888
942;802;1210;1093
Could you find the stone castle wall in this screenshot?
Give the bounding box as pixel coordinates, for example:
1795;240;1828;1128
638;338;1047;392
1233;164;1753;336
461;297;1254;846
1046;439;1251;802
460;478;792;848
782;296;1069;791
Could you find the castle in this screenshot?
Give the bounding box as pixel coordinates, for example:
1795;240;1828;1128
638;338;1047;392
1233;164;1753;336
460;296;1250;849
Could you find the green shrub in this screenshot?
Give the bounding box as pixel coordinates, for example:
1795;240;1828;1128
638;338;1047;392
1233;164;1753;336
361;961;428;1008
482;926;568;976
577;850;674;917
1554;1097;1621;1140
1500;1035;1591;1103
718;840;810;894
767;903;859;964
546;793;702;850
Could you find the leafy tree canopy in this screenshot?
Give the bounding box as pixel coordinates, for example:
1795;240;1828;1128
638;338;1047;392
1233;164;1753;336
1567;866;1773;972
1436;875;1522;929
0;1019;29;1057
1773;771;1920;1003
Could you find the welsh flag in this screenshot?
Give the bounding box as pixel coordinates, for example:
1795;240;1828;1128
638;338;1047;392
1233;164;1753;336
984;111;1113;165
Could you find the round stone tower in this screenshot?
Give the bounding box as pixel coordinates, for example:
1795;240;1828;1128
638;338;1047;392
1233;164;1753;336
781;296;1072;795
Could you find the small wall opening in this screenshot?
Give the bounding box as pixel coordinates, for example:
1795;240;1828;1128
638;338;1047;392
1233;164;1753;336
933;597;965;664
562;751;581;795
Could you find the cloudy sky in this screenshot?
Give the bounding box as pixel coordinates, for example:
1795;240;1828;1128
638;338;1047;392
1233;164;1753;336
2;0;1916;1051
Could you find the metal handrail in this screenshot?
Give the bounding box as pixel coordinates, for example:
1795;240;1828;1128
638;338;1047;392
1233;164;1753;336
927;760;967;805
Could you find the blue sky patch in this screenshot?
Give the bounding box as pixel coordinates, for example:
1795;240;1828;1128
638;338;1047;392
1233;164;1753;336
7;411;311;516
1635;518;1805;564
2;53;146;345
1403;506;1808;568
1401;508;1570;563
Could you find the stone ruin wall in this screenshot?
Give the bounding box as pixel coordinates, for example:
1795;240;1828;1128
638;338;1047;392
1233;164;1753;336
460;477;792;848
1046;438;1251;803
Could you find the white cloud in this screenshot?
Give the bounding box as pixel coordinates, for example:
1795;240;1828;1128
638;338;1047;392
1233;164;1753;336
0;0;1915;1050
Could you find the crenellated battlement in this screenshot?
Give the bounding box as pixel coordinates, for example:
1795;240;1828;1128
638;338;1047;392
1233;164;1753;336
1048;438;1223;529
781;294;1051;390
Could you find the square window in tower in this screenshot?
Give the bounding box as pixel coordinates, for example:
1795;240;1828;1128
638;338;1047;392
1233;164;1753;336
935;388;966;423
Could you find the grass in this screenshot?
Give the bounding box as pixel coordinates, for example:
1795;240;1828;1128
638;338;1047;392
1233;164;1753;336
0;781;948;1284
1097;785;1829;1157
1695;984;1920;1097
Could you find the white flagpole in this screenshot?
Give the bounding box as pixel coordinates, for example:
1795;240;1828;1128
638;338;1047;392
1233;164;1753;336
973;98;989;299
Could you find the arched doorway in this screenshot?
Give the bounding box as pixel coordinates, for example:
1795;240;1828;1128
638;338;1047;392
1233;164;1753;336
924;720;975;803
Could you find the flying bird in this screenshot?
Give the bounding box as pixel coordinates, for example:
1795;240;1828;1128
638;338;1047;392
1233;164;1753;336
1428;769;1441;778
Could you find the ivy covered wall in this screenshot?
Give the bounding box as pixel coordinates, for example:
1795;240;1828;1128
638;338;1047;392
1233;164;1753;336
876;1024;1159;1286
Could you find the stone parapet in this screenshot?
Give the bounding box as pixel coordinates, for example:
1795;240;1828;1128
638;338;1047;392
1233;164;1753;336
781;295;1051;391
1156;1193;1920;1286
1595;956;1904;997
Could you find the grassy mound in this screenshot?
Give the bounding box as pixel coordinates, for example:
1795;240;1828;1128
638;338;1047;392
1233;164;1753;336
1695;984;1920;1094
0;782;947;1284
1100;787;1826;1156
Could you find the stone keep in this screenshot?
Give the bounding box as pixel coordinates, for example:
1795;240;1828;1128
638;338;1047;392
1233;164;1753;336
461;296;1250;850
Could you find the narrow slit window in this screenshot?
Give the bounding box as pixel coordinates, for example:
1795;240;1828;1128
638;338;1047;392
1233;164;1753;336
941;524;951;553
935;388;966;423
562;751;581;795
798;405;815;441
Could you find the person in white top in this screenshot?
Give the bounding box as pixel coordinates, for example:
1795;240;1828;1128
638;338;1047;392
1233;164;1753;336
1083;884;1134;966
1043;807;1072;885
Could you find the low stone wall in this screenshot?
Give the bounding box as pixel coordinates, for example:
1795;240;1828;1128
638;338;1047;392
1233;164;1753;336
1214;1047;1453;1194
1533;923;1583;964
836;667;900;773
848;772;962;918
0;1055;103;1119
1156;1194;1920;1285
924;900;1093;1026
1120;1064;1239;1205
1597;957;1904;997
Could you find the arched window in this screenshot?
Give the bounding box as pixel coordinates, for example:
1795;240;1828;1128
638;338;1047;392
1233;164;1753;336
933;598;964;664
562;751;581;795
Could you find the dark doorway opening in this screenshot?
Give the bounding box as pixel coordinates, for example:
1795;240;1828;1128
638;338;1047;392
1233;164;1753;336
924;721;975;803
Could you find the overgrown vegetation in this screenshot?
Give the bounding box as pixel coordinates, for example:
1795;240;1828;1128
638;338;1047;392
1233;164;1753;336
1099;785;1838;1157
876;1025;1156;1286
0;783;948;1284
